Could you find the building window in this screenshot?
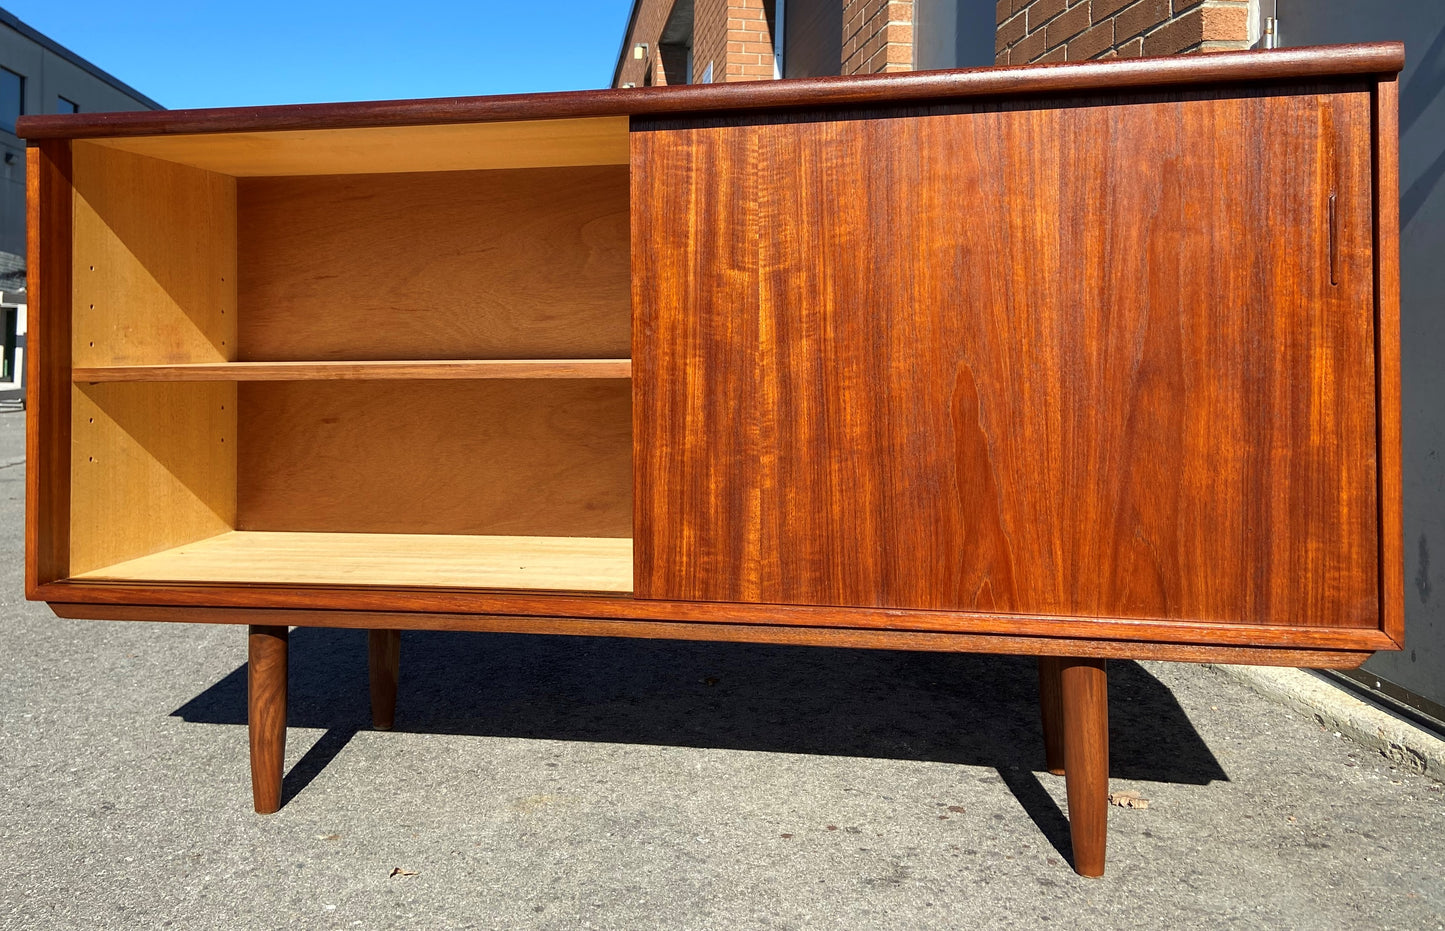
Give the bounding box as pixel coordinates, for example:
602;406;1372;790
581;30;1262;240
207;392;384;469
0;68;23;134
914;0;998;71
658;0;695;86
781;0;843;78
58;96;79;114
762;0;782;78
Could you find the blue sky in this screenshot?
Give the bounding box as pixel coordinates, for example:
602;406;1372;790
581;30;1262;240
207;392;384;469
7;1;631;109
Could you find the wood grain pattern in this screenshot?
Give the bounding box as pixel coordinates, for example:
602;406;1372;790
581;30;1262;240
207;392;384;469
237;166;629;362
236;380;631;537
1373;76;1405;648
49;603;1375;669
26;51;1400;674
1061;658;1108;877
70;382;236;576
25;141;72;592
368;629;401;730
71;359;633;383
71;531;633;592
247;624;288;814
84;117;629;176
16;43;1403;141
71;142;236;367
32;573;1399;653
634;86;1381;630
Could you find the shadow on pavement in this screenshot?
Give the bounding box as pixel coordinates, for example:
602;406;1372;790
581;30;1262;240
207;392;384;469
173;628;1228;825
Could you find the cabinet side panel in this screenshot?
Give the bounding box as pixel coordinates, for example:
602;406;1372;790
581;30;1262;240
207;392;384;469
237;381;632;537
69;382;237;576
70;142;237;366
635;87;1381;628
1373;75;1403;646
238;166;630;361
26;141;72;591
66;142;239;576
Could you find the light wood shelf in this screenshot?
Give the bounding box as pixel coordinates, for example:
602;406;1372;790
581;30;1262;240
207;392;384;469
70;531;634;593
72;359;633;383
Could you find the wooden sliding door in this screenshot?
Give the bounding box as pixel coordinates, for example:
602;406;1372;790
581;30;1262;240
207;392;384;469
632;85;1382;629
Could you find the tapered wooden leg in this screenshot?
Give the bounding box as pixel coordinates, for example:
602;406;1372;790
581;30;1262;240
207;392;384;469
248;625;288;814
1061;657;1108;877
368;629;401;730
1038;656;1066;775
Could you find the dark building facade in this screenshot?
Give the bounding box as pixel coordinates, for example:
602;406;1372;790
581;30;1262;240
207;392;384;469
0;6;161;395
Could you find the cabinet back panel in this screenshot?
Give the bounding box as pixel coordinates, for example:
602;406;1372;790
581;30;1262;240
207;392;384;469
70;382;237;576
71;143;237;367
634;87;1381;627
237;166;630;361
236;380;632;537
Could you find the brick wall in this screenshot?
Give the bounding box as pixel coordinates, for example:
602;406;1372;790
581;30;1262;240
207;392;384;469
843;0;914;74
616;0;778;86
995;0;1251;66
618;0;1251;89
693;0;732;82
727;0;780;81
615;0;675;86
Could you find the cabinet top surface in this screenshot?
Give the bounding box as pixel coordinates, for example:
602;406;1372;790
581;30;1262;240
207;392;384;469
18;42;1403;142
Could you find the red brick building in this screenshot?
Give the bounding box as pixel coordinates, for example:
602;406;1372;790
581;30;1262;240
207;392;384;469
997;0;1254;65
613;0;1260;87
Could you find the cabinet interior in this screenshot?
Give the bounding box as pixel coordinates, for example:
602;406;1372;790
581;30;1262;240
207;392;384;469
66;118;634;593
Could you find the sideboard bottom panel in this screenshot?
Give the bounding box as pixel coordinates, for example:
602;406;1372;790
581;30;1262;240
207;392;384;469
46;602;1374;668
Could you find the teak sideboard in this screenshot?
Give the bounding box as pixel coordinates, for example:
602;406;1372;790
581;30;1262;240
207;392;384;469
20;43;1404;877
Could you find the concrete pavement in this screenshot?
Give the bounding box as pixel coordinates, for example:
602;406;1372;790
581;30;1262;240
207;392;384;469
0;406;1440;930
